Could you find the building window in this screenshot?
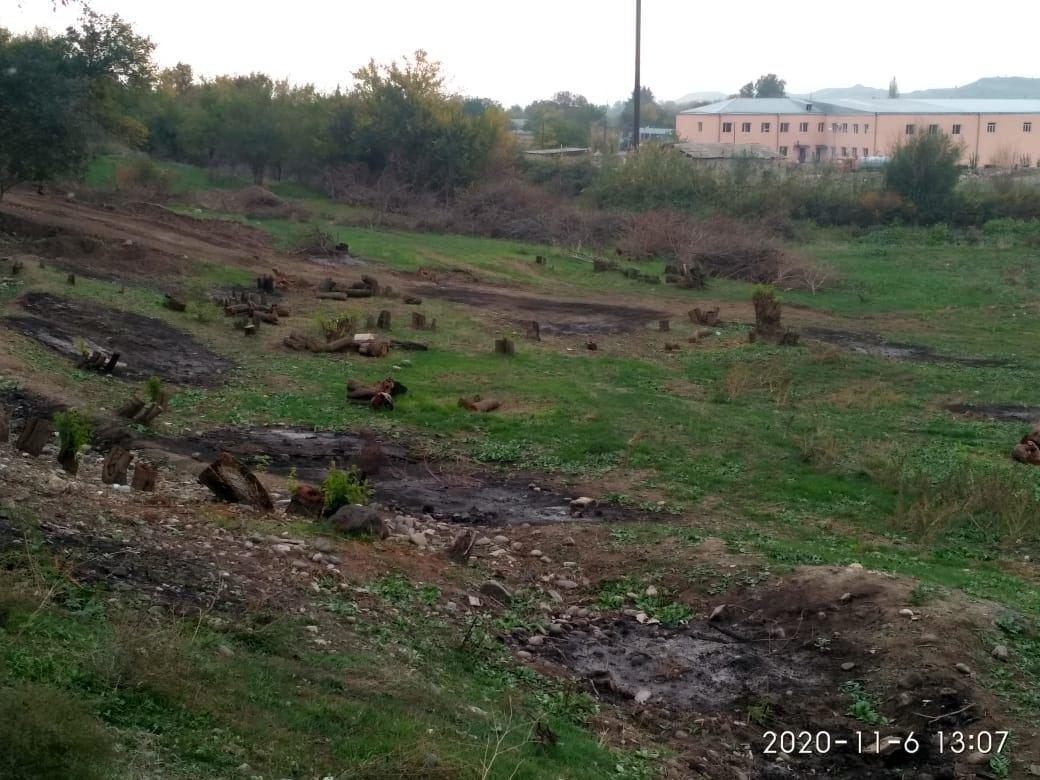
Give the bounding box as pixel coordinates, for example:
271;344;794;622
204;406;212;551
841;147;847;157
841;122;848;133
1025;122;1033;133
697;121;703;132
831;123;838;133
928;124;939;135
741;122;751;132
722;122;732;133
987;122;996;133
779;122;789;133
905;124;915;135
864;123;870;133
863;148;869;156
952;124;962;135
853;148;859;157
761;122;771;132
779;146;788;157
799;122;809;132
853;123;859;133
817;122;825;132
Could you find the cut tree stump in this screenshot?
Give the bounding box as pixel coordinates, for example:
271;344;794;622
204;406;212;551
403;296;422;305
244;322;258;336
133;404;164;426
16;418;54;456
198;453;273;509
376;310;392;330
102;446;134;485
77;350;120;374
117;397;146;419
164;294;187;312
131;462;158;492
690;307;721;326
410;312;427;329
494;338;515;356
658;319;670;332
257;275;276;294
0;408;9;444
523;320;541;341
287;484;325;519
66;273;76;285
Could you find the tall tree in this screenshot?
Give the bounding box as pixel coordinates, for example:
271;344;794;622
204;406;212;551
737;74;786;98
889;76;899;98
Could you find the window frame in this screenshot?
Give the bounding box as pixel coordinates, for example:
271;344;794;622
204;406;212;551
741;122;752;133
987;122;997;133
779;122;790;133
799;121;808;132
905;124;916;135
722;121;733;133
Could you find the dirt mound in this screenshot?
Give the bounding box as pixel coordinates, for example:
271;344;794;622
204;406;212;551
5;292;231;386
947;403;1040;423
807;327;1008;367
145;426;641;525
410;283;662;336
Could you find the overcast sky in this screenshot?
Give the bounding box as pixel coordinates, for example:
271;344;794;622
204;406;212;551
6;0;1039;105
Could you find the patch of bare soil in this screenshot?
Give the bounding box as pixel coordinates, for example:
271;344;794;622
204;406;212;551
5;292;231;386
144;426;632;525
806;327;1008;367
410;282;663;335
947;403;1040;423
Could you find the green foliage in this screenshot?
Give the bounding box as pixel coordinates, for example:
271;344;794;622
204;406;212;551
145;374;163;403
885;131;964;221
534;689;600;725
52;410;91;459
841;680;890;726
0;683;115;780
322;465;372;514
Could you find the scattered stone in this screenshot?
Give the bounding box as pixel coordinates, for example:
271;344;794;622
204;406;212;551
217;644;234;658
841;662;856;671
920;633;940;644
547;589;563;603
547;623;564;636
569;496;598;516
898;671;924;690
634;688;652;704
992;644;1009;660
839;592;852;603
966;751;991;766
408;532;428;548
529;549;543;557
866;735;905;758
327;505;388;538
898;608;915;617
527;634;545;647
479;580;513;604
493;535;509;544
954;662;972;675
709;604;728;621
516;650;533;661
644;585;659;597
554;579;579;590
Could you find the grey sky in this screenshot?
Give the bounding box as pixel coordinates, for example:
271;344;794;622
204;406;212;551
6;0;1038;106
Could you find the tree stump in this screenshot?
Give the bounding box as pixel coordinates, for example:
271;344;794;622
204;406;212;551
66;273;76;285
658;319;670;332
57;448;79;475
16;418;54;456
0;408;9;444
102;447;133;484
690;307;721;326
257;275;275;294
117;397;146;419
198;453;273;509
523;320;541;341
11;259;24;275
131;462;158;492
410;312;427;329
535;255;547;265
365;314;376;329
494;338;515;356
376;310;392;330
244;321;258;336
164;294;187;312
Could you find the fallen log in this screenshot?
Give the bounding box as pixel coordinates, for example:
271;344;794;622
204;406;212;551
117;397;146;419
224;303;252;315
253;310;279;325
458;396;502;413
131;461;158;491
283;331;323;352
389;339;428;352
658;319;670;332
198;452;273;509
133;404;164;426
358;340;390;358
347;378;407;410
523;320;541;341
77;350;120;374
411;312;427;329
16;418;54;456
403;296;422;305
101;446;133;485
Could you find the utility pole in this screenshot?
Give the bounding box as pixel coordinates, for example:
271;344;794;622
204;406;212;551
632;0;641;150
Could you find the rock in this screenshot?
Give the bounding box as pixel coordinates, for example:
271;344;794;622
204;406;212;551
554;579;579;590
992;644;1009;660
966;751;991;766
547;623;565;636
569;496;598;516
865;735;904;757
539;555;551;564
841;662;856;671
272;543;293;554
954;662;972;675
516;650;533;661
839;592;852;602
644;585;659;597
634;688;652;704
899;608;915;617
547;589;563;603
493;535;509;544
1028;764;1040;777
475;536;492;546
311;537;335;553
527;634;545;647
305;625;319;634
897;692;912;707
510;541;524;552
217;644;234;657
709;604;728;621
479;580;513;604
408;532;428;548
327;505;388;538
529;549;543;557
919;633;940;644
489;548;508;558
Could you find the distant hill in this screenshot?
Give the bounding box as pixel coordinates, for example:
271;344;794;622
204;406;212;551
904;77;1040;98
673;91;726;105
797;84;888;100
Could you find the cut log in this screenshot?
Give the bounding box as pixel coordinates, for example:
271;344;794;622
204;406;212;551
403;296;422;305
376;310;392;330
447;530;476;564
164;294;187;312
361;275;381;294
664;342;681;352
0;408;9;444
347;378;407;403
283;331;322;352
458;396;502;413
287;484;325;519
389;339;428;351
198;452;273;509
273;304;290;318
253;310;279;325
358;339;390;358
316;291;349;301
690;307;721;326
131;462;158;492
16;418;54;456
494;338;515;356
133;404;164;426
102;446;134;485
225;303;252;315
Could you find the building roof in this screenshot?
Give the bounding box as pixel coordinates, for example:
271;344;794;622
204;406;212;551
681;97;1040;116
675;142;781;160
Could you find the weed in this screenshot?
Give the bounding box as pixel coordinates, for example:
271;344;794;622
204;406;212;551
286;466;299;495
908;582;943;606
841;680;890;726
534;689;600;725
746;697;774;726
322;465;372;514
989;753;1011;778
145;375;163;404
53;409;91;469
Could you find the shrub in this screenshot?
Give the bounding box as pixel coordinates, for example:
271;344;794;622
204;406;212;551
145;375;163;404
884;131;963;222
114;156;173;193
0;683;115;780
53;410;91;462
322;465;373;514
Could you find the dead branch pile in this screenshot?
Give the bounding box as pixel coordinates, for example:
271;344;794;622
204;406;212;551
293;226;343;256
77;349;120;374
316;275;384;300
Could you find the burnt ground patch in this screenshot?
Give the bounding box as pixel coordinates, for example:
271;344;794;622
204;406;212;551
146;426;637;525
410;283;663;335
947;402;1040;423
5;292;232;387
806;327;1008;367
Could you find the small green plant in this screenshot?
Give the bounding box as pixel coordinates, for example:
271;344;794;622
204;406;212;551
314;310;356;342
145;375;163;404
250;453;272;472
989;753;1010;778
534;689;600;725
72;336;90;359
321;465;372;514
841;680;890;726
746;698;774;726
286;466;299;495
908;582;942;606
53;410;91;471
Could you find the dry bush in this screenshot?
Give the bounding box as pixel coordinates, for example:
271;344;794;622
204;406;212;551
827;380;904;411
808;343;843;364
92;619;199;705
720;358;793;405
794;429;845;468
615;210;691;260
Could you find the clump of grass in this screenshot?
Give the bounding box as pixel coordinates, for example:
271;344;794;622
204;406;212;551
145;375;164;404
315;310;356;342
0;682;115;780
322;464;373;514
841;680;889;726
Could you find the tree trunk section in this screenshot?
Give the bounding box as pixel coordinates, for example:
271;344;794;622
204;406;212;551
494;338;515;356
198;453;273;509
0;408;9;444
102;446;134;485
131;462;158;492
16;418;54;456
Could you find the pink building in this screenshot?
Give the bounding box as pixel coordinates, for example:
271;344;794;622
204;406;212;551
676;97;1040;167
